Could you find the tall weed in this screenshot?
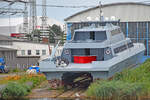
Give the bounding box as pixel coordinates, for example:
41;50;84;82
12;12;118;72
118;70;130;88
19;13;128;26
86;59;150;99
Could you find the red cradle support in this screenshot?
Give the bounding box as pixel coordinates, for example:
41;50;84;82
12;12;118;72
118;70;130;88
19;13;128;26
74;56;96;63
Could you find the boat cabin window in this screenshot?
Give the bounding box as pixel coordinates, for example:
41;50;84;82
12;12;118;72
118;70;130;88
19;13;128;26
74;31;88;41
127;42;134;48
90;31;95;40
95;31;107;41
74;31;107;41
111;28;121;36
114;42;134;54
114;45;127;54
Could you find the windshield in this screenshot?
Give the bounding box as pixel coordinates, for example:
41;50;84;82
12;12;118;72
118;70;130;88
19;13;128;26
73;31;107;42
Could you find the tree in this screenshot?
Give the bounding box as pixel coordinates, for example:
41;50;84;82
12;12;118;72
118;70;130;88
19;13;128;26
48;24;64;43
26;29;41;41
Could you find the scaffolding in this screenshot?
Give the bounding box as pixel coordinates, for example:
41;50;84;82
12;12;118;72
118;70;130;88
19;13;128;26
0;0;28;34
29;0;37;35
40;0;49;39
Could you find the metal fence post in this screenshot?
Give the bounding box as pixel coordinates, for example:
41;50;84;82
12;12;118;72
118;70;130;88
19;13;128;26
137;22;139;42
126;22;128;38
66;23;72;41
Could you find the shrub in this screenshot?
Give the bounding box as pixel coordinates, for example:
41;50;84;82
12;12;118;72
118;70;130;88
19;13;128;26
18;74;46;88
86;81;145;99
10;68;21;73
1;82;31;99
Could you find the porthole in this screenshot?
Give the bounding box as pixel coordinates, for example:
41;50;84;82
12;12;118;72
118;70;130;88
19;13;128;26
105;49;111;55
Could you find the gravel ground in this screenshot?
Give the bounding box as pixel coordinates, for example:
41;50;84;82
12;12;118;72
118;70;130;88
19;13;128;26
0;72;24;78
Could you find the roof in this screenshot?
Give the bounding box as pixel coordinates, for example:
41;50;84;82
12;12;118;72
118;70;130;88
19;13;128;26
13;40;50;45
0;47;17;51
1;0;28;3
64;2;150;21
0;34;49;45
0;34;12;41
75;24;119;32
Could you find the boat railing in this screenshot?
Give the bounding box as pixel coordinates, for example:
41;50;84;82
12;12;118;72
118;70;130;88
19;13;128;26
50;41;63;60
54;46;63;57
68;39;105;43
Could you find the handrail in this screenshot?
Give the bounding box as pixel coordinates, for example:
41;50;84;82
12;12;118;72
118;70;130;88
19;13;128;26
50;40;61;61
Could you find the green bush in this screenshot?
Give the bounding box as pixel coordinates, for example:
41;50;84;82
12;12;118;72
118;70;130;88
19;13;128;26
1;82;31;99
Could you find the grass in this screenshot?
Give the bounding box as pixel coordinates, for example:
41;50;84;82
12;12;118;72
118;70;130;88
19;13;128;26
113;59;150;91
86;59;150;99
86;81;146;100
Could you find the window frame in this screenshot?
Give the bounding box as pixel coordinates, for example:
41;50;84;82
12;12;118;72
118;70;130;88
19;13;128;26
21;50;25;55
36;50;40;55
114;45;127;54
85;48;90;55
42;50;46;55
27;50;31;55
90;31;95;40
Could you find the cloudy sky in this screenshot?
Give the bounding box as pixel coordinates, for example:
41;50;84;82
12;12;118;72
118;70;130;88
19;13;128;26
36;0;147;22
0;0;148;22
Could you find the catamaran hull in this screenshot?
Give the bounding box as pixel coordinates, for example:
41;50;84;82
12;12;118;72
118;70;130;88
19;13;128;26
41;50;144;81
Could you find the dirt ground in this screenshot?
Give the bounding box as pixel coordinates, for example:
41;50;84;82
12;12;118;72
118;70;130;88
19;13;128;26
0;74;87;99
27;81;87;99
27;88;86;99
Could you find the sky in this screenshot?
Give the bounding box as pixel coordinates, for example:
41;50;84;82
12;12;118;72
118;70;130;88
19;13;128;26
36;0;146;22
0;0;148;23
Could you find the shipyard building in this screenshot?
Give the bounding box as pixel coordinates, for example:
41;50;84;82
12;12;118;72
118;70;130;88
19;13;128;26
64;2;150;57
0;34;53;69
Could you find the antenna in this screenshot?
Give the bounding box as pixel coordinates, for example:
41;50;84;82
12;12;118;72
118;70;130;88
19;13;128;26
23;0;28;34
99;1;103;21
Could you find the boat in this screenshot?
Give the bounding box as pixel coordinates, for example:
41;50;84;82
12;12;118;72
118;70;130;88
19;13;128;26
39;23;145;88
